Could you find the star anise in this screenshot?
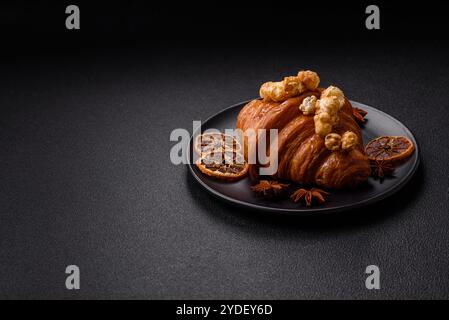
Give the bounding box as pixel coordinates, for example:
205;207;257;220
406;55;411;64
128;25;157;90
251;180;289;199
290;188;329;206
370;160;395;181
352;107;368;124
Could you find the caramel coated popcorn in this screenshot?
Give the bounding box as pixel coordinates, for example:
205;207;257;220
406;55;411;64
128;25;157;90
341;131;358;150
258;73;355;151
297;70;320;90
324;133;342;151
314;112;333;137
316;96;341;117
259;70;319;102
321;85;345;107
259;82;285;102
299;95;317;115
313;85;346;137
260;77;306;102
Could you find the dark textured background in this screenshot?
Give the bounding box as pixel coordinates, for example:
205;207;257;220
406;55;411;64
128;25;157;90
1;1;449;299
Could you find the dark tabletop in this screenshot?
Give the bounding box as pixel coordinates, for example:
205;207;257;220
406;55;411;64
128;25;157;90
1;40;449;299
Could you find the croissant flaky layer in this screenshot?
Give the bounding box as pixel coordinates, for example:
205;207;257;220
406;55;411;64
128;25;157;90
236;92;371;189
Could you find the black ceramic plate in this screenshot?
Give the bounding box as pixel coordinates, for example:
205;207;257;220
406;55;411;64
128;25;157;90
187;100;420;215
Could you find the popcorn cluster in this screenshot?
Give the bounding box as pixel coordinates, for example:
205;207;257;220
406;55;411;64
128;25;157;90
324;131;358;151
299;96;317;115
259;70;359;152
312;86;345;137
298;84;358;152
321;86;345;107
297;70;321;90
341;131;358;150
324;133;342;151
260;70;320;102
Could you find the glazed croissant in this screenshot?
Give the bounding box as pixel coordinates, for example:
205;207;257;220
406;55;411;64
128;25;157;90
236;91;371;189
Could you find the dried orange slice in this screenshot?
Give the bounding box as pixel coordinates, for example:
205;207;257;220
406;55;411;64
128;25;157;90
195;150;248;181
365;136;414;163
194;132;242;156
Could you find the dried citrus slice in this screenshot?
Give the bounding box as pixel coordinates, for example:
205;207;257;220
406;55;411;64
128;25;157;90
195;150;248;181
194;132;242;156
365;136;414;163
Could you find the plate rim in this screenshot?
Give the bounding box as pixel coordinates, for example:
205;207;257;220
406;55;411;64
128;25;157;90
187;99;421;215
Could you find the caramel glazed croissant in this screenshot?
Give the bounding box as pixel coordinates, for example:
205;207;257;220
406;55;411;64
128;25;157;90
236;70;371;189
